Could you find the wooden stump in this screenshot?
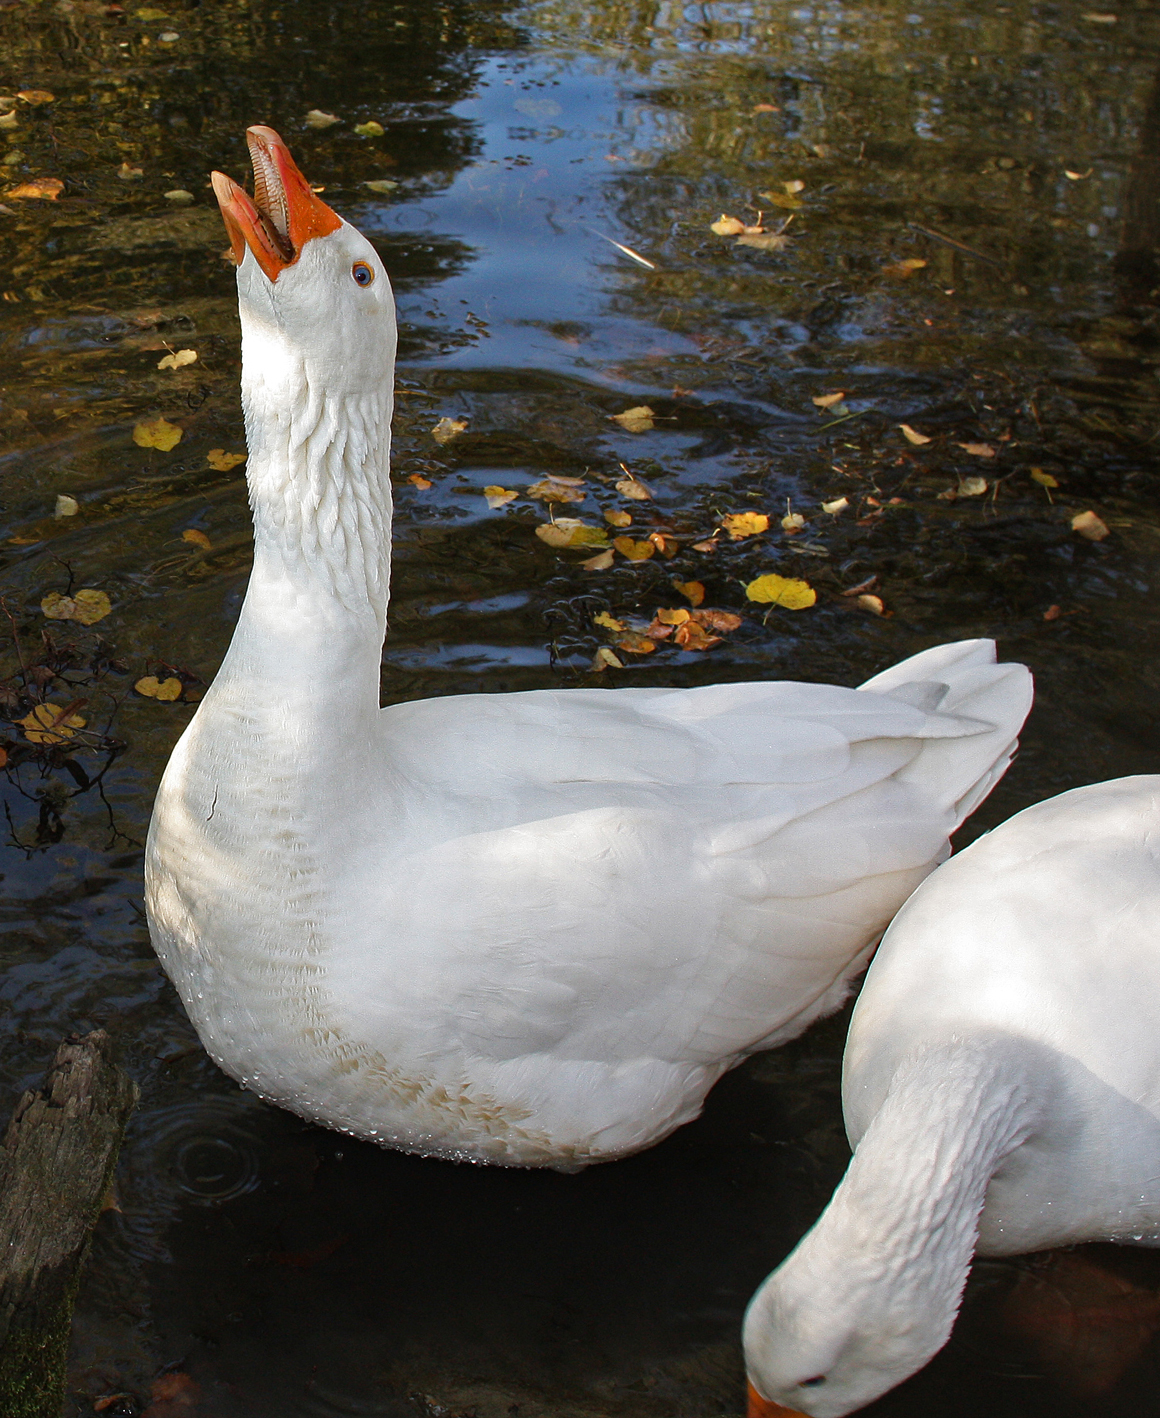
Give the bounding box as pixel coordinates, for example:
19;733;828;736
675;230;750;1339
0;1031;139;1418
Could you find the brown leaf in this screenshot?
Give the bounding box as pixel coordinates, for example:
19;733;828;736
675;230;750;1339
16;90;55;105
582;549;615;571
182;529;211;550
408;473;433;490
649;531;679;557
674;621;722;650
8;178;64;200
1043;604;1062;621
692;538;719;553
693;609;742;633
527;477;586;503
957;442;996;458
672;579;705;606
616;632;656;655
812;391;847;409
1072;510;1110;541
613;536;656;561
899;423;932;446
736;232;790;251
141;1371;200;1418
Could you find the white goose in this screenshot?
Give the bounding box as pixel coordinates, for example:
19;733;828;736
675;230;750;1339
745;775;1160;1418
145;126;1032;1170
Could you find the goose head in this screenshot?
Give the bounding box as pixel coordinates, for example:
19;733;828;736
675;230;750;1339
211;125;396;401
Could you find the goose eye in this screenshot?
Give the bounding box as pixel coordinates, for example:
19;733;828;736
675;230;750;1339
352;261;375;287
800;1377;827;1388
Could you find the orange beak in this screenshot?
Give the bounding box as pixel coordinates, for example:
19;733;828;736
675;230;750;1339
747;1380;809;1418
211;124;342;281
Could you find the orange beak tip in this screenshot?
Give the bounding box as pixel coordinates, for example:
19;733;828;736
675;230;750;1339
746;1379;809;1418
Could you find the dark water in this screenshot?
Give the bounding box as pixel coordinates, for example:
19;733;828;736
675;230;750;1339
2;1;1160;1414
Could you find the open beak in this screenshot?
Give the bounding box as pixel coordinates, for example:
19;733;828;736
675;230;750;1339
211;125;342;282
747;1381;808;1418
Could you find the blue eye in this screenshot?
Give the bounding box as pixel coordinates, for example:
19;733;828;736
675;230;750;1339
352;262;375;287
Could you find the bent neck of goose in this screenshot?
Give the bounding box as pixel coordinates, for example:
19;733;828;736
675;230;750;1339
745;1039;1044;1415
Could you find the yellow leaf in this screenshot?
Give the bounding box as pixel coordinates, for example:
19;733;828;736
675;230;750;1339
655;607;690;626
757;191;802;209
593;611;625;632
899;423;932;445
612;536;656;561
354;121;385;137
527;477;586;503
484;485;517;509
16;90;55;105
1030;467;1059;488
19;702;85;745
1072;510;1110;541
604;509;633;527
673;579;705;606
408;473;433;489
957;442;996;458
812;391;846;409
133;417;183;451
135;675;183;701
182;529;212;550
592;646;624;671
206;449;246;471
710;214;746;235
0;112;17;131
431;416;468;444
959;476;988;497
614;473;653;500
364;179;399;194
611;406;655;433
8;178;63;200
882;258;927;278
41;589;111;625
582;549;615;571
157;348;197;370
745;573;816;609
536;519;608;549
304;109;341;129
821;497;848;514
782;512;806;534
54;495;78;519
722;511;769;540
783;179;805;194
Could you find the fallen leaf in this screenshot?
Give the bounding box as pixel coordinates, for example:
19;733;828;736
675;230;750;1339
1030;467;1059;488
673;579;705;606
655;607;690;626
757;190;802;210
812;392;847;409
536;519;608;549
1081;11;1118;20
206;448;245;471
592;646;624;670
674;621;721;650
604;509;633;527
616;631;656;655
94;1395;135;1413
527;477;586;504
484;485;517;509
710;214;746;235
354;120;385;137
118;162;143;180
958;442;996;458
722;511;769;540
133;417;183;451
141;1371;200;1418
407;473;432;489
614;472;653;500
19;702;85;744
1065;169;1093;180
164;189;194;203
611;406;655;433
157;348;197;370
959;476;988;496
692;539;719;553
364;179;399;193
8;178;63;200
857;594;888;616
936;485;958;501
694;609;742;633
821;496;849;514
181;528;211;550
745;573;816;609
1043;604;1062;621
431;416;467;444
649;531;679;557
593;611;625;632
1072;510;1109;541
752;103;780;113
304;109;341;129
781;512;806;534
41;589;111;625
582;549;615;571
159;30;180;42
613;536;656;561
783;179;805;194
135;675;183;701
54;495;78;519
899;423;932;445
736;232;790;251
16;90;55;105
882;257;927;277
0;113;17;131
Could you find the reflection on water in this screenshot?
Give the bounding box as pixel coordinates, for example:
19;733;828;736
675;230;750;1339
1;0;1159;1414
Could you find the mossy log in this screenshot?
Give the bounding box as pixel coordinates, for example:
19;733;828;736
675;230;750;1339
0;1031;138;1418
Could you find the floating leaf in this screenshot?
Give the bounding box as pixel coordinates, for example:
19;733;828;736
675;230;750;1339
354;120;385;137
54;495;78;519
674;621;721;651
19;702;85;745
164;189;194;203
958;442;996;458
882;257;926;278
722;511;769;540
1043;604;1062;621
745;573;816;609
752;103;780;114
0;112;17;131
857;594;888;616
710;214;746;235
364;179;399;194
1081;11;1117;20
206;448;246;471
694;609;742;633
959;476;988;496
1064;169;1092;181
133;417;183;451
613;536;656;561
1030;467;1059;488
157;348;197;370
604;509;633;527
611;406;655;434
757;190;802;210
181;529;211;550
527;476;586;504
616;631;656;655
737;232;790;251
593;611;625;632
537;519;608;549
16;90;55;105
692;539;718;553
673;579;705;606
655;607;690;626
41;589;111;625
484;485;517;509
159;30;180;42
592;646;624;671
783;179;805;194
821;496;849;514
431;416;467;444
8;178;63;200
812;391;846;409
582;549;615;571
135;675;183;701
134;7;170;19
407;473;432;490
118;162;143;180
614;472;653;499
782;512;806;534
649;531;679;557
304;109;341;129
899;423;932;445
1072;510;1110;541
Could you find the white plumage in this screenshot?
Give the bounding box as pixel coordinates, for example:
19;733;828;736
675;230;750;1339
145;127;1034;1169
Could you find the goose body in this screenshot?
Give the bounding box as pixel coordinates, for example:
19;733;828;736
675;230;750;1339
145;128;1033;1169
744;775;1160;1417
